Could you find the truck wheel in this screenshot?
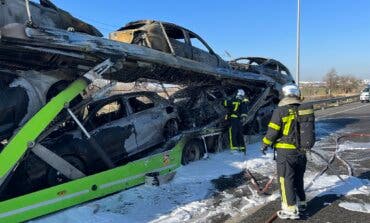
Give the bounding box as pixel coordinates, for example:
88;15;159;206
217;131;229;152
205;136;218;152
164;119;179;140
47;155;86;186
250;120;261;135
182;139;204;165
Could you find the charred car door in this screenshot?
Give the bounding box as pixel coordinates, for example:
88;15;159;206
163;24;192;59
126;95;164;152
84;97;136;162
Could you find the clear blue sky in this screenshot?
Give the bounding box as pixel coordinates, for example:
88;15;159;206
53;0;370;81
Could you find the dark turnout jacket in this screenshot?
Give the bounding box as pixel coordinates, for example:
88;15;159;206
223;97;249;119
262;97;314;150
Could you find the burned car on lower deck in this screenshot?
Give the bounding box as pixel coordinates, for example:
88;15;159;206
171;84;277;134
109;20;230;68
4;91;179;198
229;57;295;85
0;70;82;143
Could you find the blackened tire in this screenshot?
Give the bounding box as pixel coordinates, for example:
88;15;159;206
181;139;204;165
164;119;179;140
250;120;261;135
47;155;86;186
205;136;218;153
217;131;229;152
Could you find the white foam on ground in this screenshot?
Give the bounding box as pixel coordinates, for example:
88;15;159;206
338;142;370;152
30;143;275;223
30;140;370;223
305;174;370;197
339;202;370;214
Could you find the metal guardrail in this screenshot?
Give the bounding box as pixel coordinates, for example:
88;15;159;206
303;94;360;110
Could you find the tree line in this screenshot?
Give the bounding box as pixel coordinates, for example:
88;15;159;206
323;68;363;95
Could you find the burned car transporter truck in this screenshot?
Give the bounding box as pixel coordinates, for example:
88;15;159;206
0;1;293;222
0;60;184;223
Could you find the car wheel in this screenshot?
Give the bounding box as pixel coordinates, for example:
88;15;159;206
164;119;179;139
47;155;86;186
181;139;204;165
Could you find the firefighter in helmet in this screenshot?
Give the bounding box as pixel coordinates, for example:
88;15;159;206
261;84;315;220
224;89;250;152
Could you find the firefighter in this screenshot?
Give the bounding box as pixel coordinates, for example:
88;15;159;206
261;84;315;220
224;89;250;152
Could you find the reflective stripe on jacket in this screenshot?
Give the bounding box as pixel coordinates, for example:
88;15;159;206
223;98;249;119
262;103;300;150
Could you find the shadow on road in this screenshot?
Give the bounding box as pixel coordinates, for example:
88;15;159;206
358;170;370;180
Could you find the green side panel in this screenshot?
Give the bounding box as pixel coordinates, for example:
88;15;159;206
0;139;184;223
0;79;88;179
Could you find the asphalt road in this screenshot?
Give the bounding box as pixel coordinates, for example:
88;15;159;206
238;102;370;223
316;101;370;132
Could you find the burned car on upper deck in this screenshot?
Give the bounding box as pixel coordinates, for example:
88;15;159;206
5;91;179;198
109;20;230;68
0;0;102;37
229;57;295;85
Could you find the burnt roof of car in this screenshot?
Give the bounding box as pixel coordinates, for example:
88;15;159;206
232;57;288;69
232;57;269;65
117;20;197;39
91;91;163;104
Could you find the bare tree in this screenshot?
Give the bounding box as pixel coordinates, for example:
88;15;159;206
339;75;361;93
323;68;339;96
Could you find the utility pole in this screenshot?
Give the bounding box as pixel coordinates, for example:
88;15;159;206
296;0;301;86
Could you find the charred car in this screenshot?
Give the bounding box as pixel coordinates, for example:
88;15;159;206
229;57;295;85
0;70;80;142
171;85;276;134
5;91;179;197
0;0;102;36
171;84;276;164
109;20;230;68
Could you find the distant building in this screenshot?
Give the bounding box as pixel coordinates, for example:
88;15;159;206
299;81;325;87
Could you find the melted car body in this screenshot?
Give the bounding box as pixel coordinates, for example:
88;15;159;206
0;0;102;36
229;57;295;85
110;20;230;68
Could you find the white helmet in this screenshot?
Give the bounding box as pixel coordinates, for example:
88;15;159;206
282;84;300;98
236;89;245;99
